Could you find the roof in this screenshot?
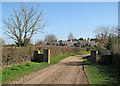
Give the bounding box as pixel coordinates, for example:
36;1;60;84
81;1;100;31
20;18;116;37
50;40;97;46
79;40;88;44
89;41;97;45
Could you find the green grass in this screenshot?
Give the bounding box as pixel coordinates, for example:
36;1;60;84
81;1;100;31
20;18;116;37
83;56;120;85
2;51;89;84
2;62;50;84
50;51;90;65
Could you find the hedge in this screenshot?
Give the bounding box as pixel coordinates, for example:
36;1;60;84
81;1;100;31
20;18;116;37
2;45;86;67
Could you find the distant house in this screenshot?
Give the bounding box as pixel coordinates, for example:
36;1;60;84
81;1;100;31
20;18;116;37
79;40;87;46
89;41;97;46
62;41;77;46
79;40;97;47
48;38;97;47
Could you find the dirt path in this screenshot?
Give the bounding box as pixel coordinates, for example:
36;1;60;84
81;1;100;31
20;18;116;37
13;54;90;84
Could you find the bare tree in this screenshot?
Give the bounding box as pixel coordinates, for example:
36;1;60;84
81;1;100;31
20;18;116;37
44;34;57;44
110;26;119;37
94;26;110;43
68;32;74;40
35;39;44;45
0;38;5;45
3;3;47;46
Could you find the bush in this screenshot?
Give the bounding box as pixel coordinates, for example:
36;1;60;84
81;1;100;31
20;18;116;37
104;36;118;50
86;46;96;51
2;45;86;67
112;53;120;65
96;43;103;50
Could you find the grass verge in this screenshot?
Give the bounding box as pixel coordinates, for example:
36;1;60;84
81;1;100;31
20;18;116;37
83;56;120;85
2;51;89;84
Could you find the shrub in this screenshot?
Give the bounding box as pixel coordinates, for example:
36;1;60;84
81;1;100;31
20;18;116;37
2;45;86;67
104;36;118;50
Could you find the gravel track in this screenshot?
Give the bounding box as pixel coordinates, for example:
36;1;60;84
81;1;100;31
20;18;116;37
12;54;90;84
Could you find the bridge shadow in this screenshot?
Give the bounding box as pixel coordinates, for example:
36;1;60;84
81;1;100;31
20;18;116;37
62;56;91;66
62;61;90;66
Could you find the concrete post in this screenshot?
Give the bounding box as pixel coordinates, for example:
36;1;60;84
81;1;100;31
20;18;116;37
91;51;96;64
43;49;50;63
34;51;43;62
34;51;38;62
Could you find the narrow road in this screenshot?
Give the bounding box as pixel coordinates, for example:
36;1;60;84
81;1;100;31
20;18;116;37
13;54;90;84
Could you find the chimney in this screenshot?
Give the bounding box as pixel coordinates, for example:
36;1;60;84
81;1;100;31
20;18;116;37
87;38;90;42
70;39;72;42
56;40;58;43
